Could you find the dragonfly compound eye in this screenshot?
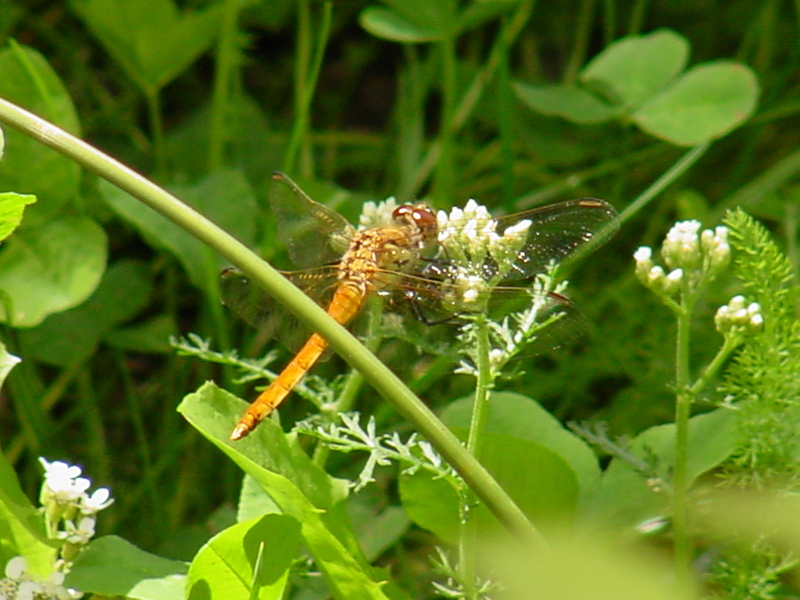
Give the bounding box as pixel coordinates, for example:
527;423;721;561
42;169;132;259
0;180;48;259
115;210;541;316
393;203;438;234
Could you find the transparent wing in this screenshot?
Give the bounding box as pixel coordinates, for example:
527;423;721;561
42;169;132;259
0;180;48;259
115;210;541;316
451;198;619;281
377;274;587;360
220;266;339;352
269;172;355;269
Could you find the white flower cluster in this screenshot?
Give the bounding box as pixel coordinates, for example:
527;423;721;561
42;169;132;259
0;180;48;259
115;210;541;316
358;196;399;230
39;458;113;548
437;199;531;311
0;556;80;600
0;459;111;599
715;295;763;335
634;220;730;296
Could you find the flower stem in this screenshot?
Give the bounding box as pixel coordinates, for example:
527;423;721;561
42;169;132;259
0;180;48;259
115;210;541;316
672;296;694;592
460;314;494;598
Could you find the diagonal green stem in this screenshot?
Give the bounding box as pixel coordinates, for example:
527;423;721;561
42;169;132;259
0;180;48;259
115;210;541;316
619;142;711;225
0;97;546;548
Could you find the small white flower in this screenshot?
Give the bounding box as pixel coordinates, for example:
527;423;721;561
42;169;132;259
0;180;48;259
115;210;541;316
647;265;665;283
59;516;96;545
4;556;26;579
715;295;764;335
359;197;399;229
82;487;114;514
633;246;652;263
636;516;668;535
662;220;702;270
17;580;41;600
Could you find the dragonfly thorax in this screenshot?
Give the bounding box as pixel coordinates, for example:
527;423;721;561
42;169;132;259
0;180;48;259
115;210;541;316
337;203;438;292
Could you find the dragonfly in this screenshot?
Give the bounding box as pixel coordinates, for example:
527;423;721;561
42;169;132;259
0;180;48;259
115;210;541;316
222;172;619;440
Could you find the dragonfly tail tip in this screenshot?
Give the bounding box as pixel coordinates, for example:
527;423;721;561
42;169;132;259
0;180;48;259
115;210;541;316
230;424;249;441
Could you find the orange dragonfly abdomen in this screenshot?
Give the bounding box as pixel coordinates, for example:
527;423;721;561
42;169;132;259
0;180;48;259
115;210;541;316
230;279;366;441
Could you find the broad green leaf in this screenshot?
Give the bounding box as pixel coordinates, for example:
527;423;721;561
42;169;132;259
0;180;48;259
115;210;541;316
0;451;56;578
632;61;759;146
378;0;457;36
187;514;300;599
0;193;36;242
0;216;107;327
348;501;410;563
581;29;689;108
179;383;394;600
0;341;21;390
456;0;518;34
399;471;460;544
65;535;188;599
444;393;600;506
100;169;259;288
69;0;224;92
359;7;443;43
583;408;737;528
401;393;589;542
0;45;81;218
513;81;618;124
18;261;153;366
237;474;281;523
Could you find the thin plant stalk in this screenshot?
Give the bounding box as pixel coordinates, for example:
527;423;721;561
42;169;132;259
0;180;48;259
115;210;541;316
283;0;333;177
412;1;533;195
672;295;694;592
144;89;166;179
619;142;711;225
208;0;243;172
432;34;458;203
460;313;494;599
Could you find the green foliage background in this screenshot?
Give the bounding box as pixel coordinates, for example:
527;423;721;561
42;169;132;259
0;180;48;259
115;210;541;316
0;0;798;597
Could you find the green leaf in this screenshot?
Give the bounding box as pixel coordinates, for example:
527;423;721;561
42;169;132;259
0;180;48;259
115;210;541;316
456;0;518;34
401;393;593;542
399;470;460;544
512;81;619;124
0;193;36;243
236;474;282;523
69;0;224;92
187;514;301;599
100;169;259;288
632;61;759;146
581;29;689;108
0;341;21;390
0;451;56;578
0;45;81;219
359;7;443;43
0;216;107;327
444;392;600;505
18;261;154;366
584;408;737;528
65;535;188;599
348;501;410;563
179;383;394;600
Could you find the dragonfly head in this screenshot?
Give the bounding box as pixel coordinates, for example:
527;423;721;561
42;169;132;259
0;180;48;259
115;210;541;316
392;203;438;242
